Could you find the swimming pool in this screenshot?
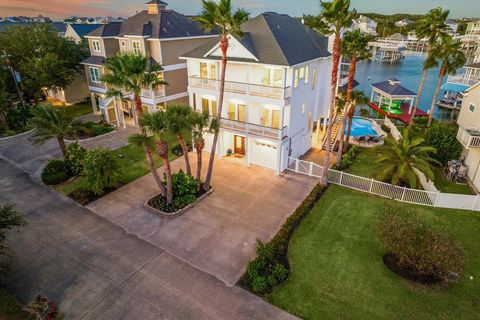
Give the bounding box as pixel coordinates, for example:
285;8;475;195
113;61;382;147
345;117;378;137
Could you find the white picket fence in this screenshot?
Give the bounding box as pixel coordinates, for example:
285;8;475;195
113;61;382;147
287;157;480;211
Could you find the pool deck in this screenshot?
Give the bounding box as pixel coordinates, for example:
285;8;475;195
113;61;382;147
368;102;428;124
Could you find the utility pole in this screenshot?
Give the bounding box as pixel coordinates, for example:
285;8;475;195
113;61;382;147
2;50;25;107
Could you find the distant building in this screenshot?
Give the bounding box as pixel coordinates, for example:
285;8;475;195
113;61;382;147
352;15;377;36
64;24;102;43
395;19;413;28
466;19;480;36
445;19;459;34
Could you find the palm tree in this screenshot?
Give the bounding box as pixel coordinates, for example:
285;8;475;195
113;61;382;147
191;112;218;181
376;129;440;188
344;90;369;150
140;112;173;204
195;0;249;191
410;7;450;126
30;104;75;159
102;54;167;126
336;30;371;161
128;133;167;197
315;0;356;185
427;35;466;126
164;105;193;176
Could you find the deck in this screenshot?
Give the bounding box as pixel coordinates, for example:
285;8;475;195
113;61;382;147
368;102;428;124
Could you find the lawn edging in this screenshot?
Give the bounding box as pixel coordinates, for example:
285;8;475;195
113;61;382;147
144;188;213;218
237;183;327;294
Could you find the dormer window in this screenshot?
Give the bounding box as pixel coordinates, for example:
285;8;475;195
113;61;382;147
92;40;100;52
132;41;141;55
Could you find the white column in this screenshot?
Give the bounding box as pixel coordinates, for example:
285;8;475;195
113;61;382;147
387;98;393;114
91;93;97;113
120;99;126;128
113;97;120;127
408;98;414;114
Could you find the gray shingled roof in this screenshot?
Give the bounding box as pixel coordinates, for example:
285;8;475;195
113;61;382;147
80;55;106;66
182;12;330;66
371;80;417;96
86;22;122;37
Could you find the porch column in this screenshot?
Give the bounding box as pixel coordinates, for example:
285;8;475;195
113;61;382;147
91;93;97;113
387;98;393;114
408;98;414;114
113;97;120;127
370;89;374;102
120;99;126;128
104;105;110;123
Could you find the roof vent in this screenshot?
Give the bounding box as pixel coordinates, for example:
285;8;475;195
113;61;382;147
388;78;400;85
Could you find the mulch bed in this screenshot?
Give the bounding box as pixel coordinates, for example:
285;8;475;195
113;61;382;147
383;253;441;285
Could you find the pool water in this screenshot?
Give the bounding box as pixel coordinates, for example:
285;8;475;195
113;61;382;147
345;117;378;137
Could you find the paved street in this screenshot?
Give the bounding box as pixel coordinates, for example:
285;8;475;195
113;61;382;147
0;158;298;319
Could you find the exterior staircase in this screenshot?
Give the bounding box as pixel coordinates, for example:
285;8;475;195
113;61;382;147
322;112;344;151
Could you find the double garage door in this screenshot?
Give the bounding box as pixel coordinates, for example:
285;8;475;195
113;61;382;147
251;142;278;170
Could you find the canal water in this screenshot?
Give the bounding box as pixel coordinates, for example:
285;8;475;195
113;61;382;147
354;51;451;120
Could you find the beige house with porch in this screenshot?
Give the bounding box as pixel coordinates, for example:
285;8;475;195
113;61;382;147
80;0;217;127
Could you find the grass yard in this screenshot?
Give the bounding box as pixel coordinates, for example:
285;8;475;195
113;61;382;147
344;144;379;178
268;185;480;320
53;103;92;119
433;167;474;195
0;289;29;319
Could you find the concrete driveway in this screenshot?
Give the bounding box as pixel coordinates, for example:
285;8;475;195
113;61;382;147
88;153;317;284
0;159;298;319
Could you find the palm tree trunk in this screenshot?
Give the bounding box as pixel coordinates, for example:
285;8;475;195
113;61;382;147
177;135;192;176
428;66;445;127
133;93;143;127
409;68;427;126
345;108;355;152
196;145;203;181
203;35;228;191
156;140;173;204
57;136;67;159
321;34;341;186
144;144;167;197
336;58;357;163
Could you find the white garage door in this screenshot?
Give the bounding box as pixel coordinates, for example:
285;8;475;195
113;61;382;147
252;142;277;170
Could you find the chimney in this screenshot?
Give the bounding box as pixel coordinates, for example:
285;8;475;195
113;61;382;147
146;0;167;15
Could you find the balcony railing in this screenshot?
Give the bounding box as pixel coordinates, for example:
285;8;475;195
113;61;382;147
189;76;291;100
457;126;480;149
219;117;287;140
446;74;480;87
140;87;166;99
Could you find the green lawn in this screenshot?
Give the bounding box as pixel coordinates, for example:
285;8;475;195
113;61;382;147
268;185;480;320
433;168;474;195
0;289;29;319
54;103;92;119
344;145;380;179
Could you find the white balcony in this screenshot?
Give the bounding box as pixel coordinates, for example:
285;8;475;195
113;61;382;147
457;126;480;149
140;87;166;99
219;117;287;140
189;76;291;101
446;74;480;87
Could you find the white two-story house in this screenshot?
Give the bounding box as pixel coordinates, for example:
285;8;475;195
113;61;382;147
80;0;217;127
181;12;332;174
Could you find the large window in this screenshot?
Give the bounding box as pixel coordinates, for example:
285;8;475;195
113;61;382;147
89;67;100;83
201;98;217;116
262;68;283;87
199;62;216;79
132;41;141;55
228;103;246;121
92;40;100;52
312;67;317;89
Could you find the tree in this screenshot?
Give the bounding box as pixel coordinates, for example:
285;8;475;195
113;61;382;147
375;129;440;188
30;104;75;159
427;35;466;126
410;7;450;126
83;148;119;195
0;204;26;256
315;0;356;185
425;124;463;165
191;112;218;181
0;74;10;130
336;30;371;161
128;133;167;197
102;54;167;126
164;105;193;176
195;0;249;191
0;24;88;102
140;112;174;204
345;90;369;150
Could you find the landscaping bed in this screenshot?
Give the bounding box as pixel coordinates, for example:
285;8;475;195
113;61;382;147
67;121;114;140
267;185;480;320
146;187;212;218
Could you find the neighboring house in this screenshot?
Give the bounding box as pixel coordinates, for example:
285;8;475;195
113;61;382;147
352;15;377;36
80;0;218;127
445;19;459;35
466;19;480;36
181;12;332;174
455;81;480;190
64;24;102;43
395;19;413;28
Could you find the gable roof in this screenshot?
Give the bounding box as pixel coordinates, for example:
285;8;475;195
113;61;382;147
86;22;122;37
70;24;103;38
182;12;330;66
371;80;417;96
385;33;406;41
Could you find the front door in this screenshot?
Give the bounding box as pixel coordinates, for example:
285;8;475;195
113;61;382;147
234;135;246;155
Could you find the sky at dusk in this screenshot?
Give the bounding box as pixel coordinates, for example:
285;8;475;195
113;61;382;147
0;0;478;19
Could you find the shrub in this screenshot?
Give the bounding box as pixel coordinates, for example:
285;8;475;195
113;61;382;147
72;121;114;139
83;148;119;195
425;124;463;165
41;159;72;185
335;145;360;170
377;205;464;283
251;276;268;293
171;170;201;197
6;105;31;131
66;142;86;175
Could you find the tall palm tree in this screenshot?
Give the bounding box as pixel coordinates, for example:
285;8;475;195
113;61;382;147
128;133;167;197
344;90;369;150
376;129;440;188
164;105;193;176
315;0;356;185
191;112;218;181
336;30;371;161
410;7;449;126
195;0;249;191
427;35;466;126
102;53;167;126
30;104;75;159
140;112;174;204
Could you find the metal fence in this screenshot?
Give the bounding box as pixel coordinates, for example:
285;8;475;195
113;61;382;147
287;157;480;211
